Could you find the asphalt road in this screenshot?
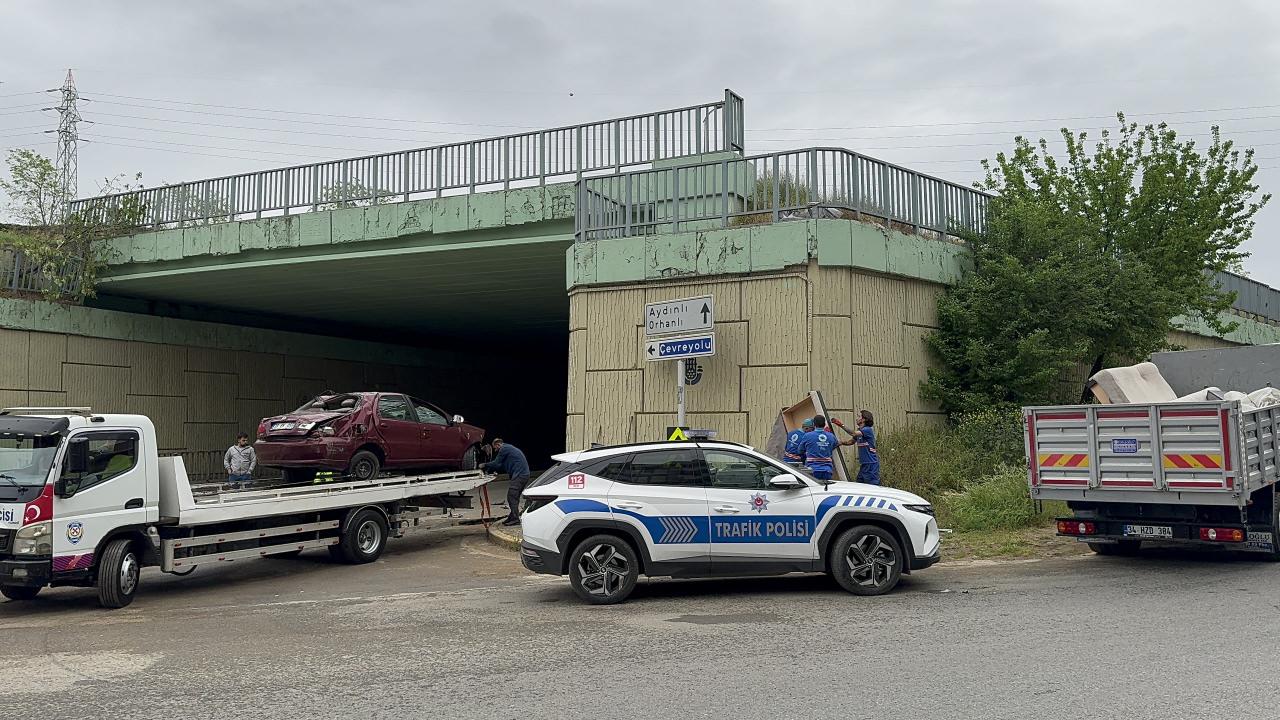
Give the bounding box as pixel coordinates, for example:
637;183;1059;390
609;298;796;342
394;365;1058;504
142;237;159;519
5;529;1278;720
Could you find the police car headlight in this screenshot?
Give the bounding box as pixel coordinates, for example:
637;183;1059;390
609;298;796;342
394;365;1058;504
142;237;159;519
14;521;53;556
903;504;935;517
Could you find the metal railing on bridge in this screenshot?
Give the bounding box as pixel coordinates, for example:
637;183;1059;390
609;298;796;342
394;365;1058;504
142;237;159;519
1;248;86;298
574;146;990;241
69;90;745;230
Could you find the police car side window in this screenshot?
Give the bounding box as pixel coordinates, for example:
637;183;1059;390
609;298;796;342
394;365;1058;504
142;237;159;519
703;450;778;490
578;454;632;482
625;450;705;487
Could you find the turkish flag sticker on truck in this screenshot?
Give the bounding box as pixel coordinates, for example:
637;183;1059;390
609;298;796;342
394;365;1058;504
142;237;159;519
568;473;585;489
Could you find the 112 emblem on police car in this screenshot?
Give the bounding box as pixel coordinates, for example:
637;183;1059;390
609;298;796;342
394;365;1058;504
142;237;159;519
67;521;84;545
749;492;769;512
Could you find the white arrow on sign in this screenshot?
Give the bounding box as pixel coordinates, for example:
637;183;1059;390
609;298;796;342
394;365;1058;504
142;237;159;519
645;295;714;337
644;333;716;362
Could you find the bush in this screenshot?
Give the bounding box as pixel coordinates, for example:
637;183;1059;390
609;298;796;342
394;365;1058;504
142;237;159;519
939;465;1042;531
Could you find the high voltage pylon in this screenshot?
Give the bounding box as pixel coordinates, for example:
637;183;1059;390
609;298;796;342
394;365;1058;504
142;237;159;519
47;69;81;222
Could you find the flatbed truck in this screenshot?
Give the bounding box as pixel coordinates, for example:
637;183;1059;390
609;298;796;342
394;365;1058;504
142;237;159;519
0;408;494;608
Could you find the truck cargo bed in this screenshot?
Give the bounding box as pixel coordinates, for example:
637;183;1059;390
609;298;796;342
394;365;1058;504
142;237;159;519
1025;401;1278;507
158;456;493;526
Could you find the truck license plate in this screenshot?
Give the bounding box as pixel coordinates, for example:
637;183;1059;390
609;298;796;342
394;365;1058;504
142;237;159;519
1124;524;1172;538
272;422;296;430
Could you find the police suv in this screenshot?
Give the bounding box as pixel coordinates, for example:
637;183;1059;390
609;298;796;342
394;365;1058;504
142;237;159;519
518;441;940;604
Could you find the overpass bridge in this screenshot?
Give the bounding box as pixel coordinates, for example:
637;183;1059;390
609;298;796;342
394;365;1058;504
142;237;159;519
2;90;1276;466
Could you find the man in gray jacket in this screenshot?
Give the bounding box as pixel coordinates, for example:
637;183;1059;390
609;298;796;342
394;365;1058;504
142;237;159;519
224;432;257;489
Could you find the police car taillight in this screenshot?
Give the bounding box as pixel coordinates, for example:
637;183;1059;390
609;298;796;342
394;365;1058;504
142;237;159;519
1057;520;1096;536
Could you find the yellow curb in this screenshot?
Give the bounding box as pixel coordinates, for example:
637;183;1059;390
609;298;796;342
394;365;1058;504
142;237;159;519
486;523;523;552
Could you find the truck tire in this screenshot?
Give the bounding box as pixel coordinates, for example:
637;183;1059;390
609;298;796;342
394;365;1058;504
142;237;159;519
830;525;903;596
97;538;141;609
337;508;388;564
0;585;39;601
348;451;381;483
1089;540;1140;556
568;534;639;605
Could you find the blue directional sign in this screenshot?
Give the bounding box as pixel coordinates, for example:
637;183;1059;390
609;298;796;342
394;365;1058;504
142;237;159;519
644;333;716;362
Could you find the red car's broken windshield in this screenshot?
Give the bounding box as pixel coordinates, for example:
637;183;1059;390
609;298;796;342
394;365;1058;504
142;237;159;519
293;393;365;414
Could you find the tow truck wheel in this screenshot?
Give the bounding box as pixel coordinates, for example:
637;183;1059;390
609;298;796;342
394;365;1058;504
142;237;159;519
0;585;39;601
337;508;388;564
568;534;638;605
97;538;141;609
830;525;903;596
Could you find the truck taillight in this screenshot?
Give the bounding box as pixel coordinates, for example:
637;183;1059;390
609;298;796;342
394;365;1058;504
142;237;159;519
1199;527;1244;543
1057;520;1096;536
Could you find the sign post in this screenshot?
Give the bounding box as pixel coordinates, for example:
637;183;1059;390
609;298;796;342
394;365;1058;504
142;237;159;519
643;295;715;436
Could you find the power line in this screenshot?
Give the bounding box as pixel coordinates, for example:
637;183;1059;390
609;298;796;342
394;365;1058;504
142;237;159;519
83;137;311;163
85;133;333;160
0;90;48;99
83;98;492;137
92;122;376;153
83;110;467;145
86;92;538;130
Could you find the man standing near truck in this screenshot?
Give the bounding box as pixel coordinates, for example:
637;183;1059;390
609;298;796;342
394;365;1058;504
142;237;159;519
484;438;530;526
224;432;257;489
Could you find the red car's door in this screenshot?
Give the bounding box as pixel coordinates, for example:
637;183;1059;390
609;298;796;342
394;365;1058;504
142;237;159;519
374;394;423;466
411;398;466;467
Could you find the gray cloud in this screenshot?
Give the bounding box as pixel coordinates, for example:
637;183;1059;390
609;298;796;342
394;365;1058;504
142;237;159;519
1;0;1276;283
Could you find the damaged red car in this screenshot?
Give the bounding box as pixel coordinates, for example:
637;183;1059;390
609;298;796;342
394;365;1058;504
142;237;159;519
255;392;486;483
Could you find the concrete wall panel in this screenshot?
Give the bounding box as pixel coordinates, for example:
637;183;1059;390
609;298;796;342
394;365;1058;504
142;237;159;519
903;278;944;328
565;414;585;452
0;390;28;409
811;316;853;409
127;394;187;448
185;371;238;423
813;266;851;317
27;333;65;392
567;330;586;414
0;328;30;389
568;292;588;331
234;351;284;400
850;273;905;367
63;364;129;413
28;391;66;407
583;370;642;445
850;365;910;432
741;365;809;447
128;343;187;397
743;277;807;366
585;288;644;370
902;325;940;413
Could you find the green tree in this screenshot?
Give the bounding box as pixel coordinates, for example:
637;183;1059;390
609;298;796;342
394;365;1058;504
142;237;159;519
923;117;1270;415
0;149;60;225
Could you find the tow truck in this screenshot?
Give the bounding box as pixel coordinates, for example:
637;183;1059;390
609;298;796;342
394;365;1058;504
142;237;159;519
0;408;494;608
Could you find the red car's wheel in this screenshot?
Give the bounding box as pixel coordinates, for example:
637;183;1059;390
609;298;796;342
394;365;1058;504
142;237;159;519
348;450;381;482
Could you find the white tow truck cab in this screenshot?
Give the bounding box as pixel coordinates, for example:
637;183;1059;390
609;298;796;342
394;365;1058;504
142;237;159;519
0;408;493;608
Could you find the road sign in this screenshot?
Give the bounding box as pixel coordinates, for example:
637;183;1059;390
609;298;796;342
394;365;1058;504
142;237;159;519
645;333;715;362
645;295;714;337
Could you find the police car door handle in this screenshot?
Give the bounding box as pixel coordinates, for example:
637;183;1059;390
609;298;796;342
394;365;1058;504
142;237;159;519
614;501;644;509
712;505;740;514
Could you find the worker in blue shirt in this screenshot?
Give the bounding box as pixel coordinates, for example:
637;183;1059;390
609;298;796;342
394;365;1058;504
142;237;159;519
483;438;531;526
833;410;880;485
782;417;814;466
800;415;838;481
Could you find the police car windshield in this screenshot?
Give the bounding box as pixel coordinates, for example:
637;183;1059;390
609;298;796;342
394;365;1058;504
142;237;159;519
0;434;60;486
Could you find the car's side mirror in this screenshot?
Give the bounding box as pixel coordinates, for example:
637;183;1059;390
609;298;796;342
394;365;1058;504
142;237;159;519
64;437;88;475
452;414;465;424
55;476;82;499
768;474;805;490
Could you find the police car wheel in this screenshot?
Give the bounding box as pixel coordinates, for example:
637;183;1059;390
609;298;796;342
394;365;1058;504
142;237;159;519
568;535;638;605
831;525;902;596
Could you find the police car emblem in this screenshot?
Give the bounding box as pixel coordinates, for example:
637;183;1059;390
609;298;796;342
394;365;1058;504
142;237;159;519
749;492;769;513
67;521;84;545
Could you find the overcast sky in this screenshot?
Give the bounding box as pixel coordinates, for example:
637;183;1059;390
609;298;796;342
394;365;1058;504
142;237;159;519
1;0;1277;285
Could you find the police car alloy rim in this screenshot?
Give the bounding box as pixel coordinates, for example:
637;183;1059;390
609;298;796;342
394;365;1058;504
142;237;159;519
577;544;629;597
846;535;896;588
